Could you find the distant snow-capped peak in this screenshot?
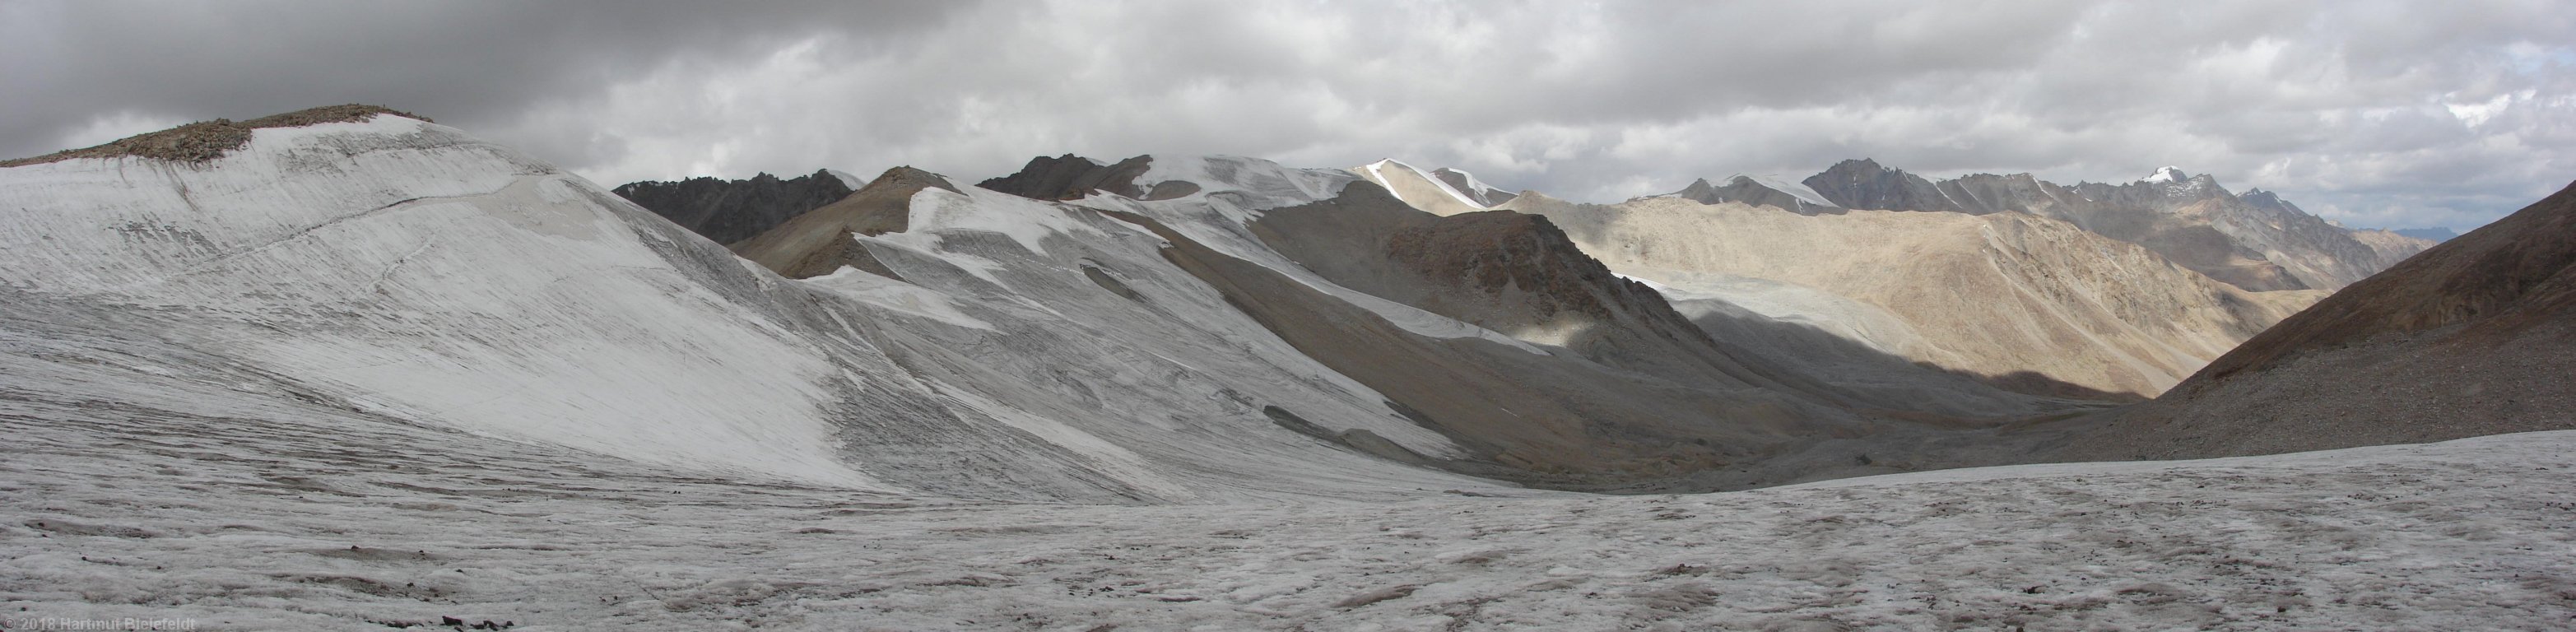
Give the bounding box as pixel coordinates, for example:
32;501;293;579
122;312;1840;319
2143;166;2190;184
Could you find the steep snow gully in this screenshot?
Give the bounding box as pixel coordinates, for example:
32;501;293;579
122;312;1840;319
2;111;2569;630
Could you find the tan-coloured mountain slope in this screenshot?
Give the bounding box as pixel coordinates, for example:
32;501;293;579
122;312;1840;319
732;166;955;279
1250;182;2054;420
2050;180;2576;461
1799;160;2438;292
1502;193;2321;399
1085;203;1867;481
1350;159;1490;216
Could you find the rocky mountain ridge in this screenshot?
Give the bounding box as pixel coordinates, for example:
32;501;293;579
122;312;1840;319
1700;158;2441;293
10;105;2552;502
611;170;854;244
2051;178;2576;461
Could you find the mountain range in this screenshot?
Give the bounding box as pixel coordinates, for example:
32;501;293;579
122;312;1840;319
1677;159;2436;292
5;105;2570;628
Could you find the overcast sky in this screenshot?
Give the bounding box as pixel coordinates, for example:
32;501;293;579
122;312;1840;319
6;1;2571;230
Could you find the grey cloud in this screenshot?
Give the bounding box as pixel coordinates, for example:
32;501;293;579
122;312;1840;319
0;0;973;160
5;0;2570;230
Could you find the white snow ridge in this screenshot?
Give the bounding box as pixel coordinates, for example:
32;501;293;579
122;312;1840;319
2;111;2571;630
1737;173;1838;209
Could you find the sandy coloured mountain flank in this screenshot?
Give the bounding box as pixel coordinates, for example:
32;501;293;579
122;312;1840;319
716;150;2375;486
1500;192;2323;400
731;166;955;280
2049;179;2576;461
960;156;2053;486
1795;159;2438;292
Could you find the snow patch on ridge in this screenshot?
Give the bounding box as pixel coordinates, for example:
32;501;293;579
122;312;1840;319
1136;154;1353;211
1360;159;1488;210
1435;167;1499;201
907;185;1109;257
825;169;865;190
1735;174;1839;210
1359;160;1407;205
6;121;1516;502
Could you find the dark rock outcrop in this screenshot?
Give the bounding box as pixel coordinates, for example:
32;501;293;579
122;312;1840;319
1802;159;1965;214
1670;177;1840;215
979;154;1147;200
612;170;854;245
978;154;1203;202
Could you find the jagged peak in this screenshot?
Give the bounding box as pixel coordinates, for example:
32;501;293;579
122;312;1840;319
1658;177;1718;198
1821;157;1900;176
612;168;854;193
2144;165;2190;184
978;154;1151;201
864;165;962;194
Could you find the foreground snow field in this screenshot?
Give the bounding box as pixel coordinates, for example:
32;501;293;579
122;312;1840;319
7;362;2573;631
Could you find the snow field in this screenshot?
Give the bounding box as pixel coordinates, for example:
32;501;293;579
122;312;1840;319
7;376;2572;631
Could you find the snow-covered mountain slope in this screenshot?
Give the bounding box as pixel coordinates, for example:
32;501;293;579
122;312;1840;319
1504;192;2319;399
1800;159;2436;292
0;111;1505;503
942;152;2098;483
2055;179;2576;461
975;154;1549;352
8;361;2572;630
974;156;1854;481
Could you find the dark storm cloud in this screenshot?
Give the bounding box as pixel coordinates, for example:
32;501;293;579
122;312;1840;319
0;1;973;163
7;0;2571;230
